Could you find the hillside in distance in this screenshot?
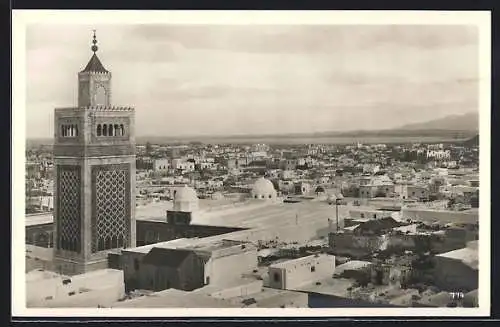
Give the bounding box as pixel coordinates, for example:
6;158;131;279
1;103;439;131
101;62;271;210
134;112;480;142
26;112;480;147
395;112;479;132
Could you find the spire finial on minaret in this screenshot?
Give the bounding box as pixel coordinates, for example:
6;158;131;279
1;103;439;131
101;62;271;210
91;29;98;53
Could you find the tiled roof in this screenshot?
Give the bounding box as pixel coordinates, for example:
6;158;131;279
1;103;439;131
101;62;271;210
81;54;108;73
355;217;400;233
142;247;193;268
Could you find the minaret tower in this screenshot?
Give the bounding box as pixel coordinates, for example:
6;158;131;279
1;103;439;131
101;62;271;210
53;31;136;275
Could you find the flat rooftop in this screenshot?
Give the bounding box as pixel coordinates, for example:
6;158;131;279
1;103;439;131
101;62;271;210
292;277;356;297
185;239;248;253
26;269;60;283
26;268;123;285
26;213;53;226
112;288;238;308
334;260;372;275
269;254;332;269
196;200;355;230
26;244;53;260
228;287;307;308
26;197;354;228
192;276;262;296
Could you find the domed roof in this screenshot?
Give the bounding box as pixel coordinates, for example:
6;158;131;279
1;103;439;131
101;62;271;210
174;185;198;202
251;177;276;195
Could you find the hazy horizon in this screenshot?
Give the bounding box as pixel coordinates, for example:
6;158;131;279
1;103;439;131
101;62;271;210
26;24;479;138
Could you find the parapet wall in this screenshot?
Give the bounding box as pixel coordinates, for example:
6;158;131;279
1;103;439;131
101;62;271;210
401;208;478;224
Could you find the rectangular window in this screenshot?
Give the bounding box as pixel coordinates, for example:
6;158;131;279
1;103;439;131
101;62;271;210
311;266;316;272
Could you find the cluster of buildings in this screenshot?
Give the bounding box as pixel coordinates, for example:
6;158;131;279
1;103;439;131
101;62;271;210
26;139;479;213
24;34;480;309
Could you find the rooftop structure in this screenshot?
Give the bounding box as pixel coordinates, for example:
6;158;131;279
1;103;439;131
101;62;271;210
268;254;335;290
112;288;238;308
27;268;125;307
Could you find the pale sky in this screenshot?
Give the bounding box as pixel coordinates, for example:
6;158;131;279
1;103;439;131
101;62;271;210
25;24;479;138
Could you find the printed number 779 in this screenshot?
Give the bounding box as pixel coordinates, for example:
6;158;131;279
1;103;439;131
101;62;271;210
449;292;464;300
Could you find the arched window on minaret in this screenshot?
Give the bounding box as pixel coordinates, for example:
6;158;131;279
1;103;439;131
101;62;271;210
69;125;74;137
97;124;102;136
109;124;114;136
103;124;108;136
74;125;78;137
120;124;124;136
114;124;119;136
61;125;65;137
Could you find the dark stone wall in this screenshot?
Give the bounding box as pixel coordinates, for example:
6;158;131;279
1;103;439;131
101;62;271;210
142;253;205;292
27;220;244;249
26;223;54;247
136;220;245;246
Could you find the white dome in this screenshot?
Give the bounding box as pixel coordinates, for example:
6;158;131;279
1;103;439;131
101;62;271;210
251;177;277;200
174;185;198;202
173;185;199;212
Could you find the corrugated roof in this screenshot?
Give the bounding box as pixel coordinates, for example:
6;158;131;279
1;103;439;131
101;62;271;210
81;54;108;73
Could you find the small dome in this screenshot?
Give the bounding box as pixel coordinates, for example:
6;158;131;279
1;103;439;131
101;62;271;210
251;177;277;200
252;177;275;194
174;185;198;202
173;185;198;212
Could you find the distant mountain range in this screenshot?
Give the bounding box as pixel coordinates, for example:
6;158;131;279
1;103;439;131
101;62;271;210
395;112;478;132
134;112;480;141
27;112;480;146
